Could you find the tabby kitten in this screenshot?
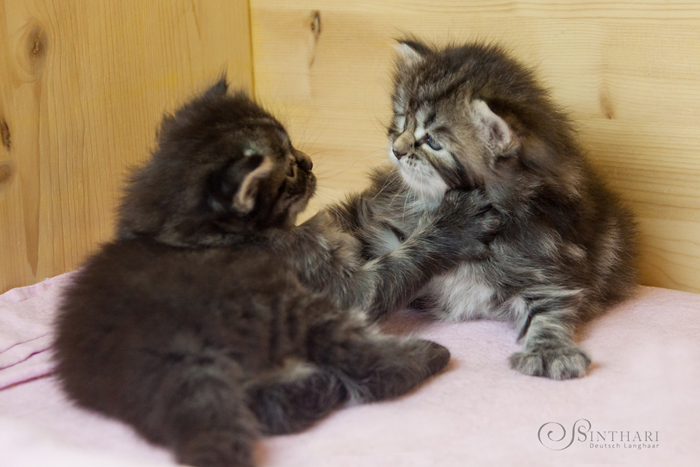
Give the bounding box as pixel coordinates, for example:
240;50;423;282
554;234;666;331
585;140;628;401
326;40;638;380
54;79;468;467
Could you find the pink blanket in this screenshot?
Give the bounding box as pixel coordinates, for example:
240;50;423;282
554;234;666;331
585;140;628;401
1;273;699;466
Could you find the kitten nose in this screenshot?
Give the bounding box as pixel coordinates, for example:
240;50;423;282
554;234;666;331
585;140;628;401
294;150;313;171
392;148;407;160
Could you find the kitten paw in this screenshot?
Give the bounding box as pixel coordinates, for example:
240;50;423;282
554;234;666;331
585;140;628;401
509;346;591;380
423;340;451;375
249;368;347;435
432;189;502;259
177;431;255;467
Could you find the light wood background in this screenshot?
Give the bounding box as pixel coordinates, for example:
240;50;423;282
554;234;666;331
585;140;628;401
2;1;700;295
250;0;700;293
0;0;252;293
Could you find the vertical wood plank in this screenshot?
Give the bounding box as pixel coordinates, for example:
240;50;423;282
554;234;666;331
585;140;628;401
0;0;253;292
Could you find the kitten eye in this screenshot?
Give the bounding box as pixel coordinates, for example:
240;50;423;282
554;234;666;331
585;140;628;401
425;135;442;151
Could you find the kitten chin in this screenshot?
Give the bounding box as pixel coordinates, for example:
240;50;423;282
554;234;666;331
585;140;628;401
388;144;448;208
325;39;638;380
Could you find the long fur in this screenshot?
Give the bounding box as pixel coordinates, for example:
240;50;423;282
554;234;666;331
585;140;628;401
53;79;453;467
323;40;639;380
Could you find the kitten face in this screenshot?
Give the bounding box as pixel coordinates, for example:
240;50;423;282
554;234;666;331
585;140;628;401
388;41;522;199
387;96;484;200
118;79;316;244
387;104;451;201
203;116;315;227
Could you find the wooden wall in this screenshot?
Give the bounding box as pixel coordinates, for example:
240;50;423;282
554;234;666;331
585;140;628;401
250;0;700;293
0;0;252;293
2;1;699;295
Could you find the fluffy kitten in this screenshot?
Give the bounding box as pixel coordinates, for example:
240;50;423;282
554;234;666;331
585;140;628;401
325;40;638;380
54;79;479;467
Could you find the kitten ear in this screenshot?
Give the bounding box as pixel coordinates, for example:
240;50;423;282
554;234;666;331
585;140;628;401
213;155;273;216
205;76;229;98
232;156;273;215
394;39;429;65
470;99;514;155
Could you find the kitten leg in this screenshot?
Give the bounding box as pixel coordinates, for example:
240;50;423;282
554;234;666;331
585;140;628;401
306;311;450;402
144;356;259;467
509;288;591;380
362;189;500;320
286;190;499;318
246;360;348;435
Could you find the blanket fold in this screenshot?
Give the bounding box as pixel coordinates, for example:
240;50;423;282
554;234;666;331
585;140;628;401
0;274;74;390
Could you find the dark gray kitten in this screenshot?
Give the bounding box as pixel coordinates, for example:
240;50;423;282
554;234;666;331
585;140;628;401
324;40;638;380
54;80;498;467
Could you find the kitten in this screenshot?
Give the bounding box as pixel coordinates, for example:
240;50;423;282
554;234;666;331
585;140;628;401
53;79;487;467
324;39;638;380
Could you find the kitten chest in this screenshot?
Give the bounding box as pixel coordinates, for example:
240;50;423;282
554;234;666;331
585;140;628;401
424;263;498;322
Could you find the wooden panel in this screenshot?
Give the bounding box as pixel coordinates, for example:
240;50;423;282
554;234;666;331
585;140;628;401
251;0;700;293
0;0;252;293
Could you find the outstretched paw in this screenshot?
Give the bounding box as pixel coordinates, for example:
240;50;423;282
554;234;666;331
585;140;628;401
248;367;347;435
509;345;591;380
341;338;451;403
430;189;502;260
423;340;451;375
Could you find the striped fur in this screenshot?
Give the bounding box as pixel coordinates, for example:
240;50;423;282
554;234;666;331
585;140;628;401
322;40;639;379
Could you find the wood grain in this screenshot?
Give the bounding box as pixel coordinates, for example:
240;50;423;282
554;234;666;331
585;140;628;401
251;0;700;293
0;0;253;293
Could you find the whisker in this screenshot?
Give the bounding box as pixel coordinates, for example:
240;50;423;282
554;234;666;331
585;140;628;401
371;170;401;200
